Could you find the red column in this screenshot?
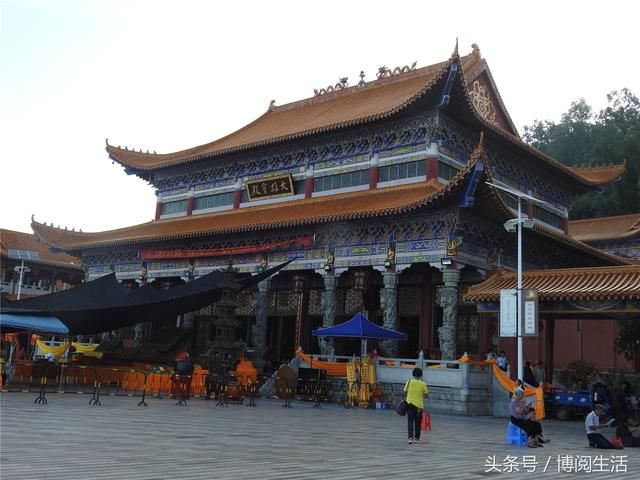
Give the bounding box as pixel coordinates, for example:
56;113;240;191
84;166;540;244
155;201;162;220
369;165;379;189
525;201;533;219
186;197;194;216
304;172;314;199
426;157;438;180
562;218;569;235
233;189;242;209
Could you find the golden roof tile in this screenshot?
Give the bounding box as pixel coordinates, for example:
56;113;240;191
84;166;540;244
568;162;627;184
569;213;640;242
464;265;640;302
31;180;453;251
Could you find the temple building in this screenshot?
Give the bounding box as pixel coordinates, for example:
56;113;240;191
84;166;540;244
1;228;83;300
31;44;632;372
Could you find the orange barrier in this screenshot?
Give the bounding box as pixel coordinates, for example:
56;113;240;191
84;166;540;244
296;351;348;377
459;356;545;420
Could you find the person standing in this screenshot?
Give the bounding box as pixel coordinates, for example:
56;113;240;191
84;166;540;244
586;404;620;449
534;361;545;386
523;361;538;387
404;367;428;444
496;351;508;372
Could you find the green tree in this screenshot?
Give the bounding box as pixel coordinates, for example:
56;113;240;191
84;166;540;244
523;89;640;218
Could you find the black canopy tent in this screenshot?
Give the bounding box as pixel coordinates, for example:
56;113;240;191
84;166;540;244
1;261;291;334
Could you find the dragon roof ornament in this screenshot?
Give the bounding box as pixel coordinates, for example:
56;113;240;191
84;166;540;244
376;61;417;79
314;77;349;96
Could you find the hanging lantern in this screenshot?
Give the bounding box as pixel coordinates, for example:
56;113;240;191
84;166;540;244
292;273;305;293
351;269;369;292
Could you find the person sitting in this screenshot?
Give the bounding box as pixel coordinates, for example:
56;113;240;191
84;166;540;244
586;404;621;449
510;388;547;448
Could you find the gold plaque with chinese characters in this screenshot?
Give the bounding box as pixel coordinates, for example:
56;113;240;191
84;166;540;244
245;174;295;201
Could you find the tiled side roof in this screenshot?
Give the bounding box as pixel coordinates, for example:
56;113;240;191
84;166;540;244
31;180;458;251
0;228;82;270
569;213;640;242
464;265;640;301
568;163;626;185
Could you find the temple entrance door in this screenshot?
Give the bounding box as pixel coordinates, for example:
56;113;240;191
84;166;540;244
456;306;480;355
398;316;419;357
267;316;296;366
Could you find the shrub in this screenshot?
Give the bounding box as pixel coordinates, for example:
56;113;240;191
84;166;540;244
565;360;598;389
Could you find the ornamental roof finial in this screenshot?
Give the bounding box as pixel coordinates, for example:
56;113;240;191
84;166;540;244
453;38;459;58
105;138;109;146
471;43;481;58
268;99;276;111
358;70;366;86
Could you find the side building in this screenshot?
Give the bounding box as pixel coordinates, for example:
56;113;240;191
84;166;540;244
1;228;83;300
31;45;629;372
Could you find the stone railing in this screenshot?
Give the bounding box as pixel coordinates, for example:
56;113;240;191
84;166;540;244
299;354;494;416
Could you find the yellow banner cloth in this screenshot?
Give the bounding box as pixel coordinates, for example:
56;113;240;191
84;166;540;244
35;340;69;358
71;343;99;354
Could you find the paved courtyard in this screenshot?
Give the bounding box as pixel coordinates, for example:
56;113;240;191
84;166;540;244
0;393;636;479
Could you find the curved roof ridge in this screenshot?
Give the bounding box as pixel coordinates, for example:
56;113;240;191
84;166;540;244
272;60;451;112
106;52;470;172
452;73;626;189
474;163;630;266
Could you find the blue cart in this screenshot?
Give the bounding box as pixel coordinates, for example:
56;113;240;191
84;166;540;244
544;387;592;420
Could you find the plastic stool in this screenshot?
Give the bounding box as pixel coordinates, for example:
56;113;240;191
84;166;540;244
421;412;431;431
505;421;527;446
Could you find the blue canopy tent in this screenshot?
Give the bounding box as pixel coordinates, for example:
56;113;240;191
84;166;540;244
1;314;69;335
312;312;407;356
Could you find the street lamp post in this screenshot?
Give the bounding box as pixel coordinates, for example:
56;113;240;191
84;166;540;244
487;182;553;386
516;196;524;384
14;260;31;301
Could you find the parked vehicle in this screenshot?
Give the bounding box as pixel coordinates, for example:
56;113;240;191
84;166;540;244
544;386;592;420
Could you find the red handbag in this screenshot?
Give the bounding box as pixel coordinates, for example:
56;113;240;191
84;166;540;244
610;436;624;449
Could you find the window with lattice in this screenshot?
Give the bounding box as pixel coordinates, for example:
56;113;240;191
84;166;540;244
456;310;480;354
308;289;323;315
275;291;299;315
236;291;256;315
344;289;364;316
398;286;421;316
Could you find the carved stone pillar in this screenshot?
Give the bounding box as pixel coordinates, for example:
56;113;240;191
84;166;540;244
437;268;459;360
380;272;399;357
251;278;270;372
318;273;336;357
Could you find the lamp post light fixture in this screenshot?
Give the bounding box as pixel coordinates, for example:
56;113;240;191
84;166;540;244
486;181;553;385
440;257;453;266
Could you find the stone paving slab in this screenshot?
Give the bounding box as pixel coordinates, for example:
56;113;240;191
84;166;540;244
0;393;637;479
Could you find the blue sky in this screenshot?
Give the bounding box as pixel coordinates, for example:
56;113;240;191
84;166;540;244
1;0;639;233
